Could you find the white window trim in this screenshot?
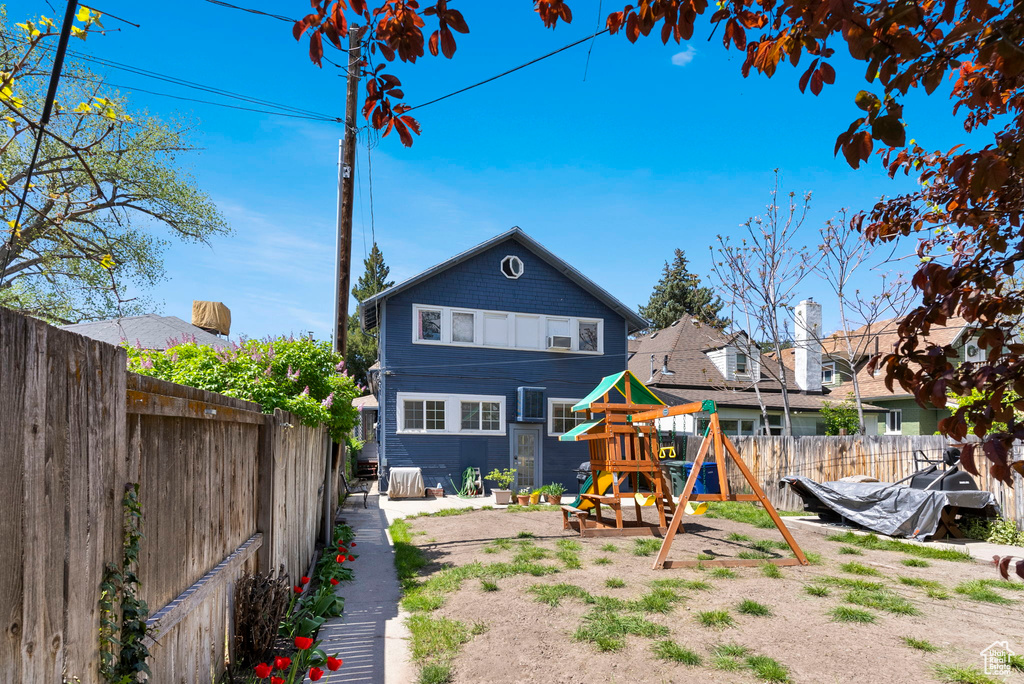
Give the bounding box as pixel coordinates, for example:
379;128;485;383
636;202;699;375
397;392;506;436
500;255;524;279
547;397;584;437
411;304;604;355
822;362;835;384
886;409;902;435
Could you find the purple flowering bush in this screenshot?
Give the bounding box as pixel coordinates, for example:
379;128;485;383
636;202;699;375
125;336;360;440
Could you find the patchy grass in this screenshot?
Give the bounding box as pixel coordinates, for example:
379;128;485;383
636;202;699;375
761;563;783;579
401;558;559;613
512;541;551;564
652;640;702;666
556;539;582;552
633;538;663;556
633;588;684;614
901;636;939;652
751;539;790;553
528;583;592;607
484;538;513;553
480;580;498;592
556;549;583;570
600;543;618;552
843;588;920;616
391;519;430;590
840;561;882;577
407;614;473;684
953;580;1014;605
605;577;625;588
901;558;931;568
933;664;1002;684
802;551;823;565
838;546;864;555
927;587;951;600
650;578;711;591
898;576;942;589
697;610;735;629
516;531;535;538
710;567;738;579
816;576;886;592
711;643;751;672
804;584;830;597
830;606;877;623
825;531;972;562
593;556;613;565
704;502;803;529
506;504;550;513
737;599;773;617
726;532;752;542
429;507;474;517
572;611;669;652
981;578;1024;592
697;552;715;560
738;550;772;560
747;655;791;683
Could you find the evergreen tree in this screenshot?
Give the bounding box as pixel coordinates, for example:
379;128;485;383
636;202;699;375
640;249;729;331
346;243;394;388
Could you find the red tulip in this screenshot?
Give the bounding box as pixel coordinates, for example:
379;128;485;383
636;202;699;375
330;578;340;586
327;656;343;671
293;585;303;594
274;656;291;670
254;662;272;678
271;677;285;684
301;576;310;584
350;542;357;547
335;554;345;563
347;555;355;562
294;636;314;650
338;546;347;554
309;667;324;681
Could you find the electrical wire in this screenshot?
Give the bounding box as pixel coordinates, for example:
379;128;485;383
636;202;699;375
201;0;296;23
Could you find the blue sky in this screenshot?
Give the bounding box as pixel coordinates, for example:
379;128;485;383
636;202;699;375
11;2;977;339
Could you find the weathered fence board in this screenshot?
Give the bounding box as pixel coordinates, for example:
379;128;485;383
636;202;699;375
0;309;331;683
718;435;1024;526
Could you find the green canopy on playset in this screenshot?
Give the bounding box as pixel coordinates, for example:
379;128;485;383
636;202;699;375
558;419;604;442
571;370;665;413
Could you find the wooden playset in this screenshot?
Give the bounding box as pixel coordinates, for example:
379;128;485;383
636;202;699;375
560;371;808;570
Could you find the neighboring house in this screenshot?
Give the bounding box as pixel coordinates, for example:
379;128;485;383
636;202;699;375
629;299;886;436
352;393;379;478
360;227;647;494
813;315;971;436
61;313;227;351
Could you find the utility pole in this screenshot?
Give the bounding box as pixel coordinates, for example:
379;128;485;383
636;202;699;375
332;25;364;356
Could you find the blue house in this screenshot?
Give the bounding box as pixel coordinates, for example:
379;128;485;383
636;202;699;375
361;227;648;494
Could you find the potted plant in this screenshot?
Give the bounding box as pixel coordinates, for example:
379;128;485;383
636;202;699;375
544;482;566;506
517;488;531;506
484;468;517;506
529;488;542;505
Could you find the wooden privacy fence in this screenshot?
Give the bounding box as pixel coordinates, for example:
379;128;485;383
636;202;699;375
709;435;1024;527
0;309;333;683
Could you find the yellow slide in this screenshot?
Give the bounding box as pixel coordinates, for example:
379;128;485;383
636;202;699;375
570;471;615;510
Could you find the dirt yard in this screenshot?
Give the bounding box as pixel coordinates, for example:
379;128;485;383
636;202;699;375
399;506;1024;684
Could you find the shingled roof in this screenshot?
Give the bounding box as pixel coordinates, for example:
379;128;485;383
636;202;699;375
62;314;227;351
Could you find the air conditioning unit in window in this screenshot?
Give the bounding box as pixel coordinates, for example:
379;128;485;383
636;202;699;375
517;387;545;422
547;335;572;350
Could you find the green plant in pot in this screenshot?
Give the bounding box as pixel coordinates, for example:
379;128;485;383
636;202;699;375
484;468;517;506
543;482;566;505
517;487;531;506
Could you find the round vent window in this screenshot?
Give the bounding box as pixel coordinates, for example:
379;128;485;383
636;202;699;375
501;255;524;279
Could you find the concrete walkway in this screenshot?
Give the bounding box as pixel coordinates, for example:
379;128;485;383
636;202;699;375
786;515;1024;563
317;485;415;684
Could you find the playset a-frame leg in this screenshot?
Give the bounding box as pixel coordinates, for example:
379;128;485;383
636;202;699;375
633;409;809;570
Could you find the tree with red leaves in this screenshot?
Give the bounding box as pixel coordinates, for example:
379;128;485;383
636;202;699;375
292;1;1024;485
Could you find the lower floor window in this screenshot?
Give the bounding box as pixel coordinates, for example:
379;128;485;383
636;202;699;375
886;409;902;434
549;399;585;435
398;392;506;434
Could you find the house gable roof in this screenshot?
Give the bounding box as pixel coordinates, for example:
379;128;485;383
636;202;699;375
359;227;648;332
61;314;226;350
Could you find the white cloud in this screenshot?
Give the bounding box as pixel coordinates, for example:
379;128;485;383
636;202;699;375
671;46;697;67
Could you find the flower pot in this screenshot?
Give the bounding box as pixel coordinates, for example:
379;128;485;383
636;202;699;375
547;494;562;506
529;492;541;505
516;495;531;505
493;489;512;506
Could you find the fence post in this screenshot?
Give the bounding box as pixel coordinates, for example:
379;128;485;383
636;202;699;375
256;414;275;575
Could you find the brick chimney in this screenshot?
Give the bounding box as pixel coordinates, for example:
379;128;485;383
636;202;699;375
794;298;822;393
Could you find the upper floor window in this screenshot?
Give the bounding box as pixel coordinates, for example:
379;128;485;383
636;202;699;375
822;362;835;384
735;353;748;375
412;304;603;354
501;255;524;279
398;392;506;435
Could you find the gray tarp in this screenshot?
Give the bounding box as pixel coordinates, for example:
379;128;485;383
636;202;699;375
387;467;425;499
782;476;998;540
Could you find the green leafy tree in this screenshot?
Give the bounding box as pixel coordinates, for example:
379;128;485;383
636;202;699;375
640;248;728;331
820;396;861;436
0;11;229;324
125;336;360;441
346;242;393;387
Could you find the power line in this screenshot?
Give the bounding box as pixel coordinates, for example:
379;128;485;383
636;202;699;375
406;28;611;113
201;0;296;23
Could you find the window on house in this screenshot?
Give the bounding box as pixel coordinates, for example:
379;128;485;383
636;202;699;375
549;399;585;435
403;400;424;430
886;409;902;435
720;420;739;434
578;320;599;352
501;255;524;279
461;401;501;431
483;313;510;346
766;414;783;436
452;311;475;343
735;353;748;375
739;420;755;435
822;362;835;384
418;309;441;341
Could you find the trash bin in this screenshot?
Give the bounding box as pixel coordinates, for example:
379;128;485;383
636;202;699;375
661;461;721;497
